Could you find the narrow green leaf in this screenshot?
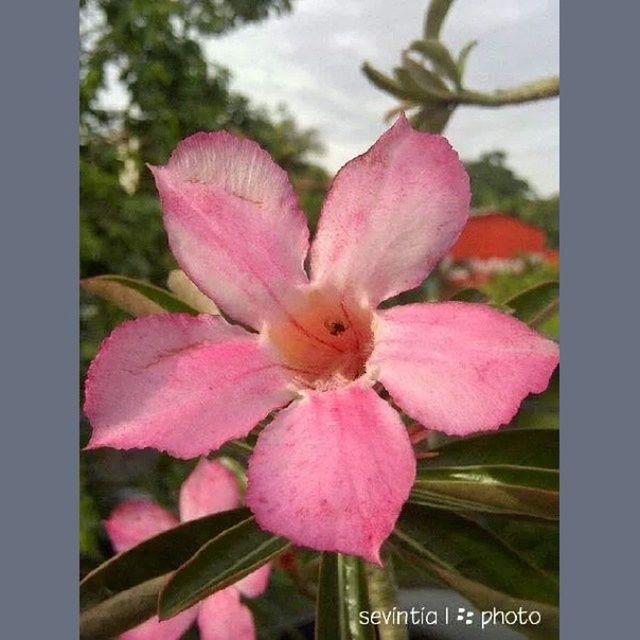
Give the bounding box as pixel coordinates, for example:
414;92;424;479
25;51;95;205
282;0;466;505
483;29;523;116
424;0;455;39
80;507;251;611
504;280;559;327
457;39;478;78
409;39;460;86
411;429;558;519
364;560;408;640
419;428;558;469
316;553;375;640
390;503;559;638
401;55;452;100
361;62;417;101
159;516;290;619
481;515;559;577
393;67;447;104
448;287;489;303
410;105;453;134
80;576;166;639
81;274;198;316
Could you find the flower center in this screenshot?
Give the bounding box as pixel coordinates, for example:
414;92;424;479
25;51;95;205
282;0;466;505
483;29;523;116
267;287;374;391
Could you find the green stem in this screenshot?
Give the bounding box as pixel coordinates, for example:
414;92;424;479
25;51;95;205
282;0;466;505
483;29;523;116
365;557;408;640
457;76;559;107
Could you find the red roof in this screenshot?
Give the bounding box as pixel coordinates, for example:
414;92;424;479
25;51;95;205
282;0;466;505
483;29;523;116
449;213;549;260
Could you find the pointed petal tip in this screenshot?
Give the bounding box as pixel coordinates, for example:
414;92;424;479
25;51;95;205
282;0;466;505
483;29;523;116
363;545;384;567
83;437;101;452
246;387;415;565
310;111;470;304
393;110;410;129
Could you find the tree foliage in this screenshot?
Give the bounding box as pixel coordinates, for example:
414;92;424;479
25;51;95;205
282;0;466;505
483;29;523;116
81;0;327;284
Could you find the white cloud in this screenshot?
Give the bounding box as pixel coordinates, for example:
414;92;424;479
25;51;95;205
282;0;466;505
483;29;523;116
205;0;559;194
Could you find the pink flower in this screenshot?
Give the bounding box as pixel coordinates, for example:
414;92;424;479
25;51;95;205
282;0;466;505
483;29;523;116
85;115;559;564
105;459;270;640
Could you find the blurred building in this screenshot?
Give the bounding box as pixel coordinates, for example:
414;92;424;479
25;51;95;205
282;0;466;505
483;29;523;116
442;212;559;288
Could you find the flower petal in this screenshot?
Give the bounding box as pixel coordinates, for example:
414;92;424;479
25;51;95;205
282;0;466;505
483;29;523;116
234;564;272;599
105;500;179;553
179;458;242;522
310;114;470;306
120;610;198;640
245;386;415;564
120;606;198;640
369;302;560;435
151;132;310;330
85;314;295;459
197;588;256;640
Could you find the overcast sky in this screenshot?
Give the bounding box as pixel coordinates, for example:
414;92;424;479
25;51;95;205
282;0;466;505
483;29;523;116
204;0;559;195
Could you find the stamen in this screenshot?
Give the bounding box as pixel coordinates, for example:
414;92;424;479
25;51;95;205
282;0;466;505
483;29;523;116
268;288;374;390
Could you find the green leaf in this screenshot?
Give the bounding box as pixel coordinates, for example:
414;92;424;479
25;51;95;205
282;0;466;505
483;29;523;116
411;428;558;519
390;503;559;639
393;67;449;104
457;39;478;78
481;515;558;577
79;508;253;637
409;39;460;86
159;516;290;619
400;55;452;99
316;553;375;640
80;507;251;611
392;67;436;102
361;62;417;101
81;274;198;316
363;560;408;640
448;287;489;303
504;280;559;327
424;0;455;39
410;106;453;134
80;575;167;639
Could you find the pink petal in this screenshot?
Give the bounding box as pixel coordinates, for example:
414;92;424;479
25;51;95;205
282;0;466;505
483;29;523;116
369;302;560;435
310;114;470;306
105;500;179;553
234;564;272;599
85;314;295;459
245;386;416;564
151;132;310;330
179;458;242;522
120;609;198;640
197;588;256;640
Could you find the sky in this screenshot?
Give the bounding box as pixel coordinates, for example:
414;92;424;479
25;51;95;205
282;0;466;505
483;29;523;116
204;0;559;195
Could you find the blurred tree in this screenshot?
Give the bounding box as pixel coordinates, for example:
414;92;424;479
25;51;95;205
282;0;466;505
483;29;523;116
521;194;560;249
465;151;533;210
81;0;328;284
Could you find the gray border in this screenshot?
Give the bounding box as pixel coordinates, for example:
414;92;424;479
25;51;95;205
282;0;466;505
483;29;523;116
560;2;638;638
1;0;79;637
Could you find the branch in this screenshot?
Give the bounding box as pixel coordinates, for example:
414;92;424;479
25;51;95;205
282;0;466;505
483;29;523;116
457;76;559;107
